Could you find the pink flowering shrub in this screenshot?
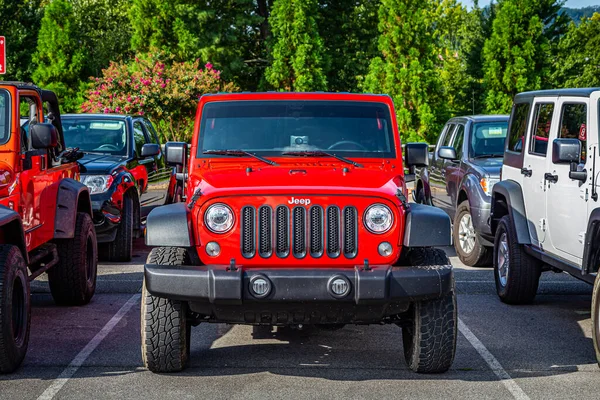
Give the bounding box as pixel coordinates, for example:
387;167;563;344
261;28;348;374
81;51;238;142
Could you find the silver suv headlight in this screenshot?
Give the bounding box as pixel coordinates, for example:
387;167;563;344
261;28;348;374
364;204;393;234
81;175;113;194
204;203;234;233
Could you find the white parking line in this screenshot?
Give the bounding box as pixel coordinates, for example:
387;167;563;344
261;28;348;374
458;318;530;400
37;293;141;400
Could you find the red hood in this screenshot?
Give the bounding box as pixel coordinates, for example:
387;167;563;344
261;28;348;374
188;162;405;200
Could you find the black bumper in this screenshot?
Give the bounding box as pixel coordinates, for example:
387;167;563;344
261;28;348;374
91;197;121;242
144;264;453;324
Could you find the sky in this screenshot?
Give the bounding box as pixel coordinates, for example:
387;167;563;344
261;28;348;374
461;0;600;8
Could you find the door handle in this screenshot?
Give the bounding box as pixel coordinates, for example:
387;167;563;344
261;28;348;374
521;167;532;177
544;173;558;183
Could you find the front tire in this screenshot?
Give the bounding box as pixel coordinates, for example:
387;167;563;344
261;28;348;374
107;195;133;262
454;201;491;267
493;215;541;304
591;273;600;367
141;247;191;373
49;212;98;306
402;248;457;373
0;245;31;374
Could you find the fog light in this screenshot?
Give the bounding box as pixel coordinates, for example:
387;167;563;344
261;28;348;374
328;276;350;298
378;242;393;257
250;276;271;298
205;241;221;257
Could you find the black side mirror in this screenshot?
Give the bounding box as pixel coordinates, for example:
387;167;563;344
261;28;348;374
438;146;457;161
141;143;160;158
30;123;58;149
405;143;429;168
552;138;580;164
165;142;187;166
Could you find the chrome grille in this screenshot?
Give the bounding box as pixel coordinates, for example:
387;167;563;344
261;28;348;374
241;204;357;259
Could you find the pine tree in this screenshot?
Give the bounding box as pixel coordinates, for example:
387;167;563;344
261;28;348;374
364;0;445;143
265;0;327;91
482;0;568;113
32;0;86;111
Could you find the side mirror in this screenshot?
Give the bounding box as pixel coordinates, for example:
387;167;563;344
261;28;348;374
552;138;580;164
405;143;429;168
438;146;457;161
165;142;187;166
141;143;160;158
30;123;58;149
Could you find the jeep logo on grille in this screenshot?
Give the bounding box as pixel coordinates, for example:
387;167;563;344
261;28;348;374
288;197;311;206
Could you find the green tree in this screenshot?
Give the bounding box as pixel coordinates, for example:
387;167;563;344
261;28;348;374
364;0;445;143
265;0;327;91
482;0;568;113
0;0;43;82
552;13;600;87
32;0;86;111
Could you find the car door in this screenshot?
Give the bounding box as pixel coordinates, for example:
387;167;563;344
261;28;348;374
445;123;466;220
430;123;455;212
521;98;556;248
545;98;590;263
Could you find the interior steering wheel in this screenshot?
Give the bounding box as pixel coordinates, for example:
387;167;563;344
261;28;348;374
327;140;367;151
95;144;120;151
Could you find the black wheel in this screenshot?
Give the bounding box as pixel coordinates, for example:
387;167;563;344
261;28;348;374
107;195;133;262
493;215;541;304
454;201;491;267
402;248;456;373
49;212;98;306
592;273;600;367
0;245;31;373
141;247;191;373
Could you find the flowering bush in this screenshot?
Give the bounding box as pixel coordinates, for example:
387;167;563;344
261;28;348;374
81;51;238;142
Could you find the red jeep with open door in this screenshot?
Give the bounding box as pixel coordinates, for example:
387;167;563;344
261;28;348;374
0;82;97;373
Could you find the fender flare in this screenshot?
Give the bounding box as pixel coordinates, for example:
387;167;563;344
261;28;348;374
582;208;600;274
491;180;531;244
54;178;92;239
403;203;452;247
417;168;432;202
145;203;193;247
0;206;28;263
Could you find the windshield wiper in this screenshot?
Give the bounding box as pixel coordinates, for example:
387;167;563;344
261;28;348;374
282;150;363;168
203;149;278;166
472;154;504;159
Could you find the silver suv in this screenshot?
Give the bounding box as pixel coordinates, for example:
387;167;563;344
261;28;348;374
489;88;600;365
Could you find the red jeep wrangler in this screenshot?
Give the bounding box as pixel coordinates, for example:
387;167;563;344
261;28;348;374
0;83;97;373
142;93;456;373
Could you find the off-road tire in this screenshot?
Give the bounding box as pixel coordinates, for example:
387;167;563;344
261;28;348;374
107;195;133;262
49;212;98;306
141;247;191;373
402;248;457;373
454;201;491;267
493;215;541;304
591;273;600;367
0;245;31;373
415;184;431;205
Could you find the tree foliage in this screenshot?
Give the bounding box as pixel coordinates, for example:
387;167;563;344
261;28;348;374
265;0;327;91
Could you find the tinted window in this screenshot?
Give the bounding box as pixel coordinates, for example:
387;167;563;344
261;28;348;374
63;118;128;155
470;122;508;158
198;101;396;158
508;103;530;153
133;121;147;157
559;103;587;163
452;124;465;159
530;103;554;156
441;124;455;147
143;120;160;145
0;90;10;145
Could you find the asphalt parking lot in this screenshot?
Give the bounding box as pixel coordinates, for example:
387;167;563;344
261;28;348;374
0;239;597;400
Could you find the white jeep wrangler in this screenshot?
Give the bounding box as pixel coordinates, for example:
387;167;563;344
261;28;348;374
489;88;600;365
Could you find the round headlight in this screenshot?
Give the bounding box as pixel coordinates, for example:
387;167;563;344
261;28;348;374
364;204;393;234
204;203;234;233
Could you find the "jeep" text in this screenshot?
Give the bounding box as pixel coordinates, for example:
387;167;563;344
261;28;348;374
288;197;311;206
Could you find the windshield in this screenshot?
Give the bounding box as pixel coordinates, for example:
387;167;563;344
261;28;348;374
470;121;508;158
197;100;396;158
63;118;128;155
0;90;10;145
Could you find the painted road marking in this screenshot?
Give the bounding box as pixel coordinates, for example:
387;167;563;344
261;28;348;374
459;318;530;400
37;293;141;400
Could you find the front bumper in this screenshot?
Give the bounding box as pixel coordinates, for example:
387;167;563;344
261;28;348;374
144;263;453;324
91;195;121;242
470;204;494;244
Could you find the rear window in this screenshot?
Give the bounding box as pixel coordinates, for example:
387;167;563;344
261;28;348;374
0;90;10;145
197;100;396;159
507;103;530;153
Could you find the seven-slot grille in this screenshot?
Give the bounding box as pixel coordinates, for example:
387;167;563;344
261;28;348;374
241;205;358;259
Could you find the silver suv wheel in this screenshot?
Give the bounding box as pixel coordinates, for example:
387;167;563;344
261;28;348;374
458;213;476;254
497;232;509;287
